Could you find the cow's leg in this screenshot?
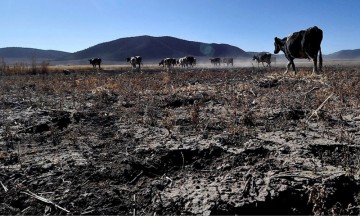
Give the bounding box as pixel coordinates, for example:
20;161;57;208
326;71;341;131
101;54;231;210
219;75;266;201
285;61;294;74
318;48;323;72
305;51;318;74
290;60;296;74
262;62;265;67
312;57;318;74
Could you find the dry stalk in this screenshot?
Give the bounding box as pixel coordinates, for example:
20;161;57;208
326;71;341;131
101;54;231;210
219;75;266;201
307;93;334;121
0;181;8;192
133;194;136;216
180;151;185;170
21;190;70;213
128;170;143;184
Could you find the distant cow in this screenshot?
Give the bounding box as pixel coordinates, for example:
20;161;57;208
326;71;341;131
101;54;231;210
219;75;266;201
177;57;187;67
126;56;143;70
274;26;323;74
223;58;234;66
210;57;221;66
159;58;176;68
253;53;272;67
185;56;196;67
178;56;196;68
89;58;102;69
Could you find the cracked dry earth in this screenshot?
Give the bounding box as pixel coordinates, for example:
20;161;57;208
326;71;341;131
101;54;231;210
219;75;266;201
1;65;360;215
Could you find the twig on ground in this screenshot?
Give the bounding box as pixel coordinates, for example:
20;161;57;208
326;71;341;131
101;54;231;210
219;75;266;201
270;174;320;181
180;151;185;170
249;88;256;97
133;194;136;216
27;173;57;184
128;170;143;184
21;206;31;213
0;181;8;192
304;87;320;96
163;175;173;187
81;209;95;215
307;93;334;120
303;87;320;101
21;190;70;213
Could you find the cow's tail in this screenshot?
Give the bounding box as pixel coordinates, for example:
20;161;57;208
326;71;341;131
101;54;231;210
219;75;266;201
319;47;323;71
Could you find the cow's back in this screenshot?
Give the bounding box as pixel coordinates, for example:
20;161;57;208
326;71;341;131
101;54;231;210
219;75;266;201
302;26;323;55
285;31;306;58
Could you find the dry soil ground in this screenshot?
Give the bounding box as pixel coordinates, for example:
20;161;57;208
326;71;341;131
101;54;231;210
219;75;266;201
0;64;360;215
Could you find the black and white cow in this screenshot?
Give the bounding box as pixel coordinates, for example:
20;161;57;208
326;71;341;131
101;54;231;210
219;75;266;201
159;58;176;68
274;26;323;74
210;57;221;66
177;57;187;68
253;53;272;67
89;58;102;69
178;56;196;68
126;56;143;70
159;59;165;67
223;58;234;66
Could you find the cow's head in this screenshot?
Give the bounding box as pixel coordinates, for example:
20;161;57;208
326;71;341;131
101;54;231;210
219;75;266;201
126;57;131;62
89;59;93;63
274;37;286;54
252;56;258;61
159;59;164;66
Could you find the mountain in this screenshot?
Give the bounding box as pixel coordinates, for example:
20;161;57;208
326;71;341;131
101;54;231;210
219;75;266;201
2;37;360;63
59;35;250;62
326;49;360;59
0;47;69;60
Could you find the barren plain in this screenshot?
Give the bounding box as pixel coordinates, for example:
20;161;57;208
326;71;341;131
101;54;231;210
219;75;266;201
1;63;360;215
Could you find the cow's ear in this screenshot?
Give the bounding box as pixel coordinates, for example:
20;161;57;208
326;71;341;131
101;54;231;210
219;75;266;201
274;37;279;41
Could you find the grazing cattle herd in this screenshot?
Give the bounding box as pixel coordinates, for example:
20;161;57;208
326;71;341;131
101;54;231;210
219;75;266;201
88;26;323;74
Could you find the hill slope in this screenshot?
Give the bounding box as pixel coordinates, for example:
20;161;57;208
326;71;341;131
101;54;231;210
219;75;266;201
0;47;69;59
326;49;360;59
59;36;251;61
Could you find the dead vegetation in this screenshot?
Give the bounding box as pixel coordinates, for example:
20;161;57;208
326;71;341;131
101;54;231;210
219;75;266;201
0;64;360;215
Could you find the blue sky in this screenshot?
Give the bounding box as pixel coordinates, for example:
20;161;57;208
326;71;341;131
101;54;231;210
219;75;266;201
1;0;359;54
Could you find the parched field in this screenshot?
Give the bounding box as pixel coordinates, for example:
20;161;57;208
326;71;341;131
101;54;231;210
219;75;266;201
1;64;360;215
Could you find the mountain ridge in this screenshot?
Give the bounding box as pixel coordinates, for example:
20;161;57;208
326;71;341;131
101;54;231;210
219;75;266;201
58;35;251;61
326;49;360;59
0;36;359;63
0;47;69;59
